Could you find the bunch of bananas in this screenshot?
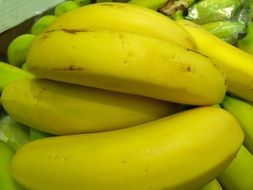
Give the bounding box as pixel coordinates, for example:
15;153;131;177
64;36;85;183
1;1;253;190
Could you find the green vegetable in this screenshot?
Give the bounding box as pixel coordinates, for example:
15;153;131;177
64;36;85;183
235;0;252;25
237;22;253;54
202;21;246;45
0;115;30;151
187;0;242;24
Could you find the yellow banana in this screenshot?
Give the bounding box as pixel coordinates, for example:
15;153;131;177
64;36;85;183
46;2;196;50
177;19;253;102
1;78;180;135
0;61;34;92
11;107;243;190
27;29;227;105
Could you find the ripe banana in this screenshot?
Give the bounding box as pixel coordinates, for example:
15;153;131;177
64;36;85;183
26;29;227;105
177;19;253;102
46;2;196;50
0;141;24;190
1;78;181;135
218;145;253;190
0;61;34;93
11;107;243;190
201;179;223;190
221;95;253;154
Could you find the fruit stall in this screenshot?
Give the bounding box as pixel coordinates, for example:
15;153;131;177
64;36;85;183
0;0;253;189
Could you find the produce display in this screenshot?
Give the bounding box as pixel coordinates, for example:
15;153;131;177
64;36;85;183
0;0;253;189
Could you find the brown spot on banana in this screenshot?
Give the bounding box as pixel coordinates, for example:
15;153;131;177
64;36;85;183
61;28;90;34
52;65;85;71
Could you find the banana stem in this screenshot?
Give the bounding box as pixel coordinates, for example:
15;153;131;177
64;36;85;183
0;62;34;93
172;10;185;20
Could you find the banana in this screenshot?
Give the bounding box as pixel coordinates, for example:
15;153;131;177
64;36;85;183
220;95;253;154
1;78;181;135
0;141;24;190
46;2;196;50
177;19;253;102
0;61;34;93
74;0;92;6
11;107;243;190
7;34;36;67
54;1;80;16
218;145;253;190
201;179;223;190
26;29;227;105
31;15;58;35
127;0;168;10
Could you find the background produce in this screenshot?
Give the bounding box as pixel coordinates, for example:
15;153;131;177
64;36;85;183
0;0;253;189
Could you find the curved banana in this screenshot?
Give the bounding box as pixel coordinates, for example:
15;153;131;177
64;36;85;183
31;15;58;35
27;29;227;105
7;34;36;67
218;145;253;190
221;95;253;154
1;79;180;135
0;61;34;92
11;107;243;190
46;2;196;50
177;19;253;102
